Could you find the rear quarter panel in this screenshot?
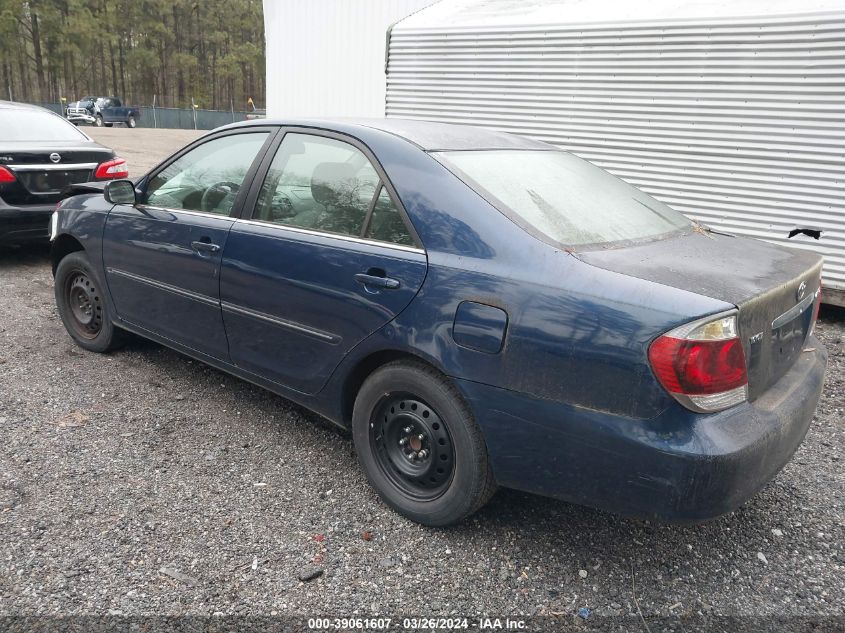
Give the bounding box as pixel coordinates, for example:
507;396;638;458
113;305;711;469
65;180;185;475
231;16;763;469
332;252;732;421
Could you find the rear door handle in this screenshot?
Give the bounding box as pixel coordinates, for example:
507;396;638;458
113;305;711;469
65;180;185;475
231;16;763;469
354;273;400;290
191;240;220;254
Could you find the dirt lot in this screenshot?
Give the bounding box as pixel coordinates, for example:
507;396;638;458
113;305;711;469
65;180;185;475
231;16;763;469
0;128;843;630
86;127;203;176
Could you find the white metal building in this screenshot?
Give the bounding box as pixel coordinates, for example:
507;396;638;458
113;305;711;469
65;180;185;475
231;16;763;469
263;0;438;118
385;0;845;305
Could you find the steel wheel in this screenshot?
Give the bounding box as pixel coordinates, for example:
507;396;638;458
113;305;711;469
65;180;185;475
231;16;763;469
55;251;126;353
64;270;103;339
370;394;455;501
353;361;497;525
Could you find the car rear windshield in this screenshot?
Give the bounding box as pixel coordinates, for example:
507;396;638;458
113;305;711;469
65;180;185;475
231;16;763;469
0;109;89;142
435;149;691;247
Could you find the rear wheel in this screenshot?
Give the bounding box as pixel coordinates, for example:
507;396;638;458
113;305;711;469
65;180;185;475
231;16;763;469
54;251;125;353
352;361;496;526
94;115;103;127
127;115;136;128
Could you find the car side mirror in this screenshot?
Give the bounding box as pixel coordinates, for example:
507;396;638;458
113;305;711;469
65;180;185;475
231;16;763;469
104;179;137;205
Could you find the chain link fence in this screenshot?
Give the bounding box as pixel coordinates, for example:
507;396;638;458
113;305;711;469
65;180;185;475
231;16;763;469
27;101;257;130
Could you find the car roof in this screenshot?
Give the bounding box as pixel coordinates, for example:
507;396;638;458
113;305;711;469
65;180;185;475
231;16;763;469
0;100;51;112
230;117;554;152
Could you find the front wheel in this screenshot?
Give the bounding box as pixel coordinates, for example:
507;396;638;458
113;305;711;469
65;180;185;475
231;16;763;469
54;251;125;353
352;361;496;526
127;115;136;128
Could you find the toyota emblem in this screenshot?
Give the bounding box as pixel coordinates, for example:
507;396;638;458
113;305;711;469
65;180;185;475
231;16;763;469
797;280;807;301
49;152;61;163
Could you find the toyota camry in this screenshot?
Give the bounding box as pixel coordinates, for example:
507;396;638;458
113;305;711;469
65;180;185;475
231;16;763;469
49;119;827;526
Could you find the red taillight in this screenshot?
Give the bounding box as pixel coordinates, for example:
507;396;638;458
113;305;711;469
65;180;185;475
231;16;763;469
648;313;748;412
0;166;16;183
95;158;128;179
649;337;747;395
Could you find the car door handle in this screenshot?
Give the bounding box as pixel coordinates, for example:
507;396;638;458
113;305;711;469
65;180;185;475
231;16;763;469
191;240;220;254
354;273;400;290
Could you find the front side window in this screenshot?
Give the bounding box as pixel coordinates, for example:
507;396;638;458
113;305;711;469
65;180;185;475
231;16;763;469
435;150;691;247
254;133;382;238
144;132;269;215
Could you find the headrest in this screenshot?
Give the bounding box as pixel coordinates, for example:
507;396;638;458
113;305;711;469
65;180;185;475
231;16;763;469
311;162;357;206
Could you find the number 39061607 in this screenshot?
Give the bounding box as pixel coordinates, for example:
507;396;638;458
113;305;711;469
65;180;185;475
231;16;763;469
307;618;393;630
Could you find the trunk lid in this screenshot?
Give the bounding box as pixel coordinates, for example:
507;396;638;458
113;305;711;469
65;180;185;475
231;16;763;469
0;141;113;205
578;230;822;400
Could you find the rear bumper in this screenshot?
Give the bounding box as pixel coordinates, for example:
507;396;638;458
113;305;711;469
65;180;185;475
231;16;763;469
0;202;53;244
459;338;828;522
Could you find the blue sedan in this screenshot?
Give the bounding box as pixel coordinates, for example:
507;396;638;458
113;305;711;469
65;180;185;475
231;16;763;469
50;119;827;526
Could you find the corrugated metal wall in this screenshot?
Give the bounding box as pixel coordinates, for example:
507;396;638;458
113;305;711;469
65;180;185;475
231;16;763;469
263;0;437;118
386;10;845;302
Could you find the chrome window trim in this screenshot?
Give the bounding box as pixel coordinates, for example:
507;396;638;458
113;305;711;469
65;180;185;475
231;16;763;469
232;217;426;255
135;204;234;221
124;205;426;253
10;163;98;172
221;301;340;344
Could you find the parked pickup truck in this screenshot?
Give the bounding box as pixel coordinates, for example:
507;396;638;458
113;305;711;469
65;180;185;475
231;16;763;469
66;96;140;128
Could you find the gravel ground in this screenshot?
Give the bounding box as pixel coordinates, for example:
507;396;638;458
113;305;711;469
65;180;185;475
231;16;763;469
85;127;203;176
0;129;843;630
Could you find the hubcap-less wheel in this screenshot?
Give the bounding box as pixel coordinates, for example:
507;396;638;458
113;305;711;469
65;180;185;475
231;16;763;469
55;251;126;353
65;271;103;339
353;361;498;525
370;395;455;501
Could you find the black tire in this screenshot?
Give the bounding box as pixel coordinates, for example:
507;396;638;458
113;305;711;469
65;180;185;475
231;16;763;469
127;115;136;128
54;251;125;353
94;115;103;127
353;360;496;526
104;122;113;128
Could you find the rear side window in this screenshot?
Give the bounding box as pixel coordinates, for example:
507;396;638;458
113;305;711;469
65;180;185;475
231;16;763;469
143;132;269;215
365;186;414;246
254;133;413;245
0;108;89;141
435;150;691;247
